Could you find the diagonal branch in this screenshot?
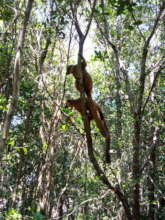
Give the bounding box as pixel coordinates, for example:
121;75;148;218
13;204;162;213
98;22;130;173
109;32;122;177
84;125;132;219
94;4;136;115
69;1;84;40
70;0;97;54
131;12;145;41
84;0;97;39
138;2;165;113
142;63;165;113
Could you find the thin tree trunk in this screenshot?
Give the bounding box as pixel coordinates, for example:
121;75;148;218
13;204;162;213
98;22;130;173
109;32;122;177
147;126;158;219
34;34;58;218
101;0;122;158
114;72;122;158
0;0;34;153
132;115;141;220
148;149;156;220
132;4;165;218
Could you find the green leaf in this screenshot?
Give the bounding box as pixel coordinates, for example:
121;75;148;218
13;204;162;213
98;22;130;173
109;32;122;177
7;138;15;147
23;147;28;154
133;20;143;26
61;124;67;130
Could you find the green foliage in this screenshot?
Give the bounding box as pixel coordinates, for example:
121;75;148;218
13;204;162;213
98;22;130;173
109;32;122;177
0;0;14;21
94;50;109;61
60;123;69;131
4;209;22;220
26;207;45;220
0;94;7;111
0;0;164;219
109;0;136;15
4;208;45;220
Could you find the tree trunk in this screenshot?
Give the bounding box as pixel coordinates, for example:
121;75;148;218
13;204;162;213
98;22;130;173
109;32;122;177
148;126;157;219
148;151;156;220
115;76;122;158
0;0;34;153
132;114;141;220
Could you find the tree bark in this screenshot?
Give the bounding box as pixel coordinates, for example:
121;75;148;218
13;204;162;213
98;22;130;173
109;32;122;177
100;0;122;158
70;1;132;218
147;126;158;219
148;148;156;220
0;0;34;153
132;114;141;220
132;4;165;218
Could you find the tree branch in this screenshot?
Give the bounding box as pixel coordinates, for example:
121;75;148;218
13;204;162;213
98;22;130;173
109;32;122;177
138;2;165;113
70;0;97;54
72;2;132;219
70;1;84;41
84;0;97;39
121;67;135;113
142;64;164;113
0;0;34;153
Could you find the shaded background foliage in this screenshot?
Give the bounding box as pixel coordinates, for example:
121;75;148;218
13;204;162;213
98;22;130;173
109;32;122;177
0;0;164;219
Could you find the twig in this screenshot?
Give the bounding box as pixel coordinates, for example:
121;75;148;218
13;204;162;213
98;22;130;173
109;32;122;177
131;12;145;40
